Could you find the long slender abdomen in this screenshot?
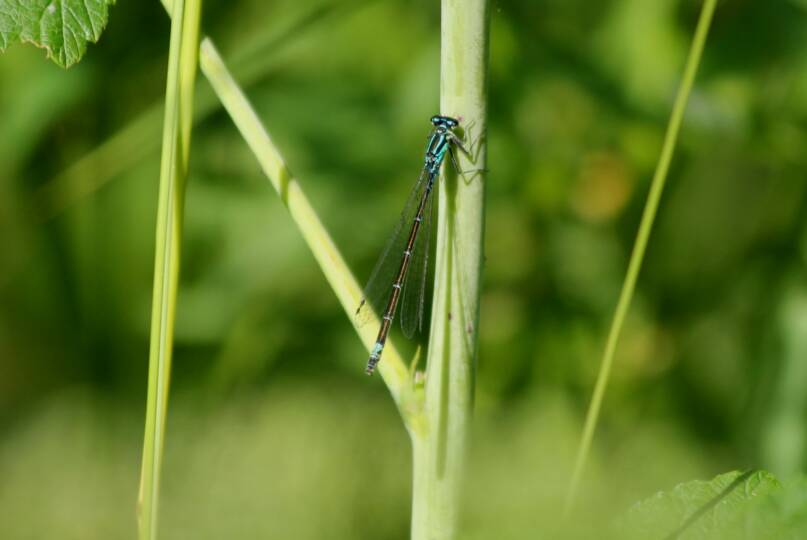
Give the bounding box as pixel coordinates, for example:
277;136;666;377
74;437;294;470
365;177;435;374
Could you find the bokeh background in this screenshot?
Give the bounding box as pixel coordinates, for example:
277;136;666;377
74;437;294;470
2;0;807;538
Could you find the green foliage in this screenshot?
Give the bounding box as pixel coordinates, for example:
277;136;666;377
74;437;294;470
622;470;807;539
0;0;115;67
621;471;781;539
729;477;807;539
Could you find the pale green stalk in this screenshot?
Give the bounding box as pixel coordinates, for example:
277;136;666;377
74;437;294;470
410;1;489;538
196;40;413;410
137;0;202;538
564;0;718;515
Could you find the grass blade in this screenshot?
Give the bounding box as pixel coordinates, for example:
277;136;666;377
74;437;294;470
564;0;719;515
137;0;202;538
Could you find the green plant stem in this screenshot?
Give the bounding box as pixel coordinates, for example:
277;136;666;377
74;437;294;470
564;0;718;515
410;1;489;538
137;0;202;538
196;40;413;410
154;0;412;417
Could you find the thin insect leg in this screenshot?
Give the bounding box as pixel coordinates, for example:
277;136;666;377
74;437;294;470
449;132;470;157
447;146;487;178
463;119;480;144
448;131;486;174
451;121;485;164
448;145;462;176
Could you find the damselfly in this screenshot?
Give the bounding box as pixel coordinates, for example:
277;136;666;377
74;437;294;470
356;115;467;375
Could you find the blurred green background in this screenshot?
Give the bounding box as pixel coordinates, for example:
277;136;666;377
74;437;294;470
2;0;807;537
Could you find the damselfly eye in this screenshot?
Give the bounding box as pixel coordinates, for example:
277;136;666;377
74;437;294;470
431;115;460;128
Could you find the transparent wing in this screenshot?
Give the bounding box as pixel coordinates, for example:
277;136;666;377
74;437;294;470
355;168;430;328
400;176;435;339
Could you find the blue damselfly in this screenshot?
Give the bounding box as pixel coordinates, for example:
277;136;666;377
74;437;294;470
356;115;467;375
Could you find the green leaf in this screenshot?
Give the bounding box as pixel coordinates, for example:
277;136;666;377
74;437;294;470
722;477;807;540
620;471;781;540
0;0;115;68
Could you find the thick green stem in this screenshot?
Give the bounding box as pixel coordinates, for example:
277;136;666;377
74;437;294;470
410;1;489;538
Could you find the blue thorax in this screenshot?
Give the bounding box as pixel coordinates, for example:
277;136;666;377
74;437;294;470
424;115;460;175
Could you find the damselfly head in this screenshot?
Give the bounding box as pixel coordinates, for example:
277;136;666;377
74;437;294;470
431;115;459;129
